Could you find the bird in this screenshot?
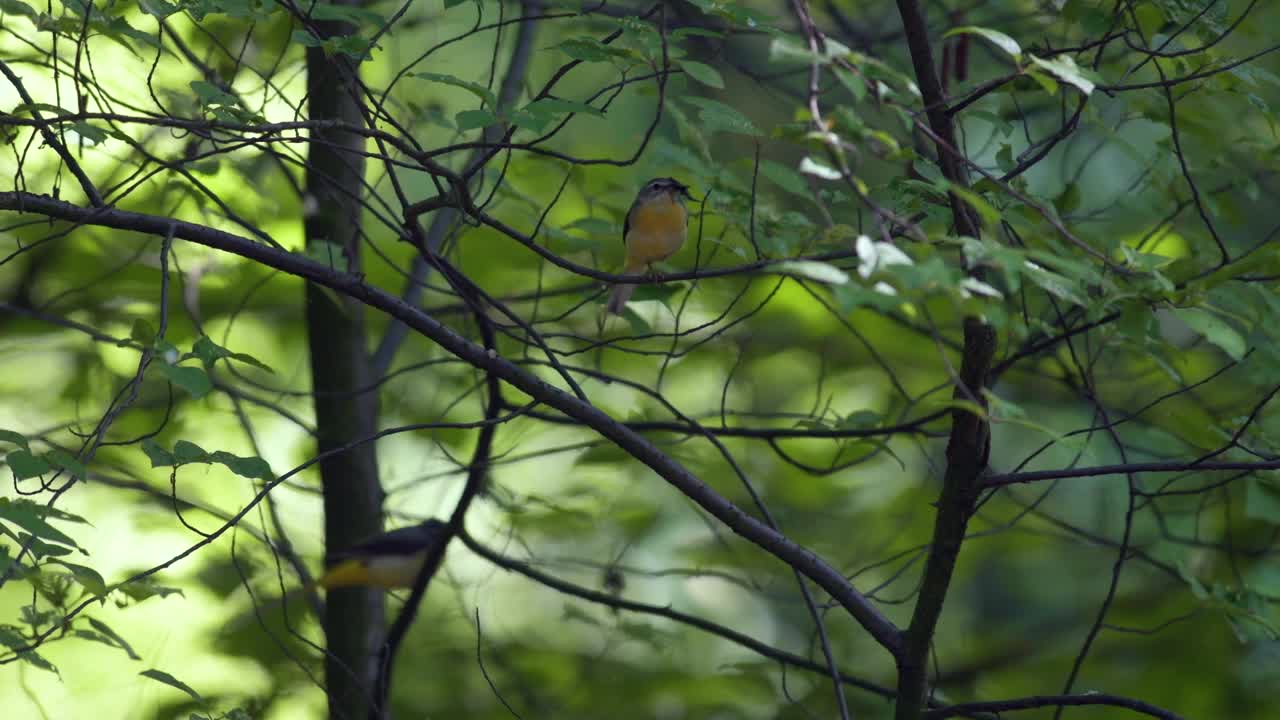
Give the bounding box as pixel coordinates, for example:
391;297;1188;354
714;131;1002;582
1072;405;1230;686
606;177;694;316
313;519;449;590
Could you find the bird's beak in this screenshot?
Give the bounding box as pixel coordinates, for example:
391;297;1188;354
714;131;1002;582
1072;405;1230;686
675;183;694;200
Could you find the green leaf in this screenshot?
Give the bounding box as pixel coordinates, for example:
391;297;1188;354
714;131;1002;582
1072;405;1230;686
944;26;1021;59
0;627;58;674
209;451;274;481
116;577;184;602
524;97;604;118
1173;307;1247;360
309;2;383;25
0;430;29;449
1028;55;1095;95
759;159;809;197
303;240;350;271
6;450;51;479
0;0;38;19
141;669;204;703
455;109;500;132
45;449;86;480
137;0;181;18
86;618;140;660
551;37;633;63
52;561;107;597
774;260;850;285
189;80;238;107
683;97;760;137
130;318;157;346
172;440;208;463
411;72;497;108
140;439;175;468
799;156;842;181
1246;477;1280;524
679;60;724;89
154;363;213;399
188;336;274;373
0;498;79;548
140;440;274;481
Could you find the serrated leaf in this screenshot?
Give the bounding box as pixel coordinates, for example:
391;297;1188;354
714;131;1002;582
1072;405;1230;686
141;669;204;703
679;60;724;88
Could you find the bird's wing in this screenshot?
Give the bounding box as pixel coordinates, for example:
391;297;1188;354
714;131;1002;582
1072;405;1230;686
330;521;446;562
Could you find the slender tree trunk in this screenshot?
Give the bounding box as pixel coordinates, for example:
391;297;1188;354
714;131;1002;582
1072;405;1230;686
301;8;384;719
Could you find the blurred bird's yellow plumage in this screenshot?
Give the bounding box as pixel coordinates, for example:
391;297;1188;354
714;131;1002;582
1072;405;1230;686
316;554;427;590
607;178;693;315
313;520;446;591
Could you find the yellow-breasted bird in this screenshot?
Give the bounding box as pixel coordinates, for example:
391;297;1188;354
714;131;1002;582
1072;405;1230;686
314;519;448;590
606;177;694;315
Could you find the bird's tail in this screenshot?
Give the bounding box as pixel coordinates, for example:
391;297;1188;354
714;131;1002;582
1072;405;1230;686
606;260;643;315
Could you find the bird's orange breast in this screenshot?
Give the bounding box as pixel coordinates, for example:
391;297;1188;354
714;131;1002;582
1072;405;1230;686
625;196;687;265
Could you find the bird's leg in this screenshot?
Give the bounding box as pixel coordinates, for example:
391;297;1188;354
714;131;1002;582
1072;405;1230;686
643;263;665;282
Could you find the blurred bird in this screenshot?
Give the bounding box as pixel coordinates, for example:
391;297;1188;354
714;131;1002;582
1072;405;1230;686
606;177;694;315
314;519;449;590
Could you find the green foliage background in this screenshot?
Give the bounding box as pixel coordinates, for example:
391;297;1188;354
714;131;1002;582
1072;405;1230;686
2;0;1280;718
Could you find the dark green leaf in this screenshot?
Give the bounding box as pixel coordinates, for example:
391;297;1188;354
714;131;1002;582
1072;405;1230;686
455;109;500;132
154;363;213;399
0;498;78;548
0;0;37;19
0;628;58;674
188;336;273;373
7;450;51;479
45;449;86;480
679;60;724;89
683;97;760;137
141;669;204;703
172;440;208;463
0;430;28;449
52;561;108;597
208;451;274;481
412;72;497;108
141;439;175;468
86;618;140;660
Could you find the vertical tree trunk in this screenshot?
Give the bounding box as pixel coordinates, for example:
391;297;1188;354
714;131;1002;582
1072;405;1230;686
301;9;384;720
